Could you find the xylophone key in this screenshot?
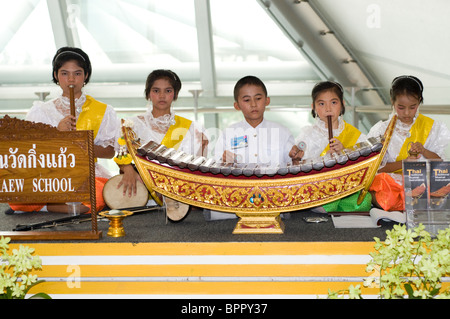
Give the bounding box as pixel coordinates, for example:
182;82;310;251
288;163;301;175
166;150;186;166
256;164;278;177
175;154;194;168
334;151;348;165
220;163;233;176
157;148;176;163
199;158;216;173
147;144;167;160
277;164;289;176
300;159;313;173
354;141;372;157
231;163;246;176
243;163;258;177
188;156;206;171
312;157;325;171
323;153;337;168
343;148;359;161
209;162;223;175
137;140;160;156
367;136;383;152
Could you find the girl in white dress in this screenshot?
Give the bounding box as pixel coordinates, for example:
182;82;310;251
8;47;120;214
294;81;366;161
117;69;208;198
367;75;450;212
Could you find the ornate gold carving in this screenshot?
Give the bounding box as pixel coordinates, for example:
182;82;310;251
139;159;371;213
122;117;395;234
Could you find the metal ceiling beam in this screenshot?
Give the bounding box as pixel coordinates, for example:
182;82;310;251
193;0;217;97
257;0;387;107
0;2;35;52
46;0;80;48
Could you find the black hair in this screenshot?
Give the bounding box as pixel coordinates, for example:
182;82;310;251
144;69;182;100
52;47;92;84
233;75;268;101
390;75;424;104
311;81;345;118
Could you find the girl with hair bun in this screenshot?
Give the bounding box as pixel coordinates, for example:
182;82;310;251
368;75;450;212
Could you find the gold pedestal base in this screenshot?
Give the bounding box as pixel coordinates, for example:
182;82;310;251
233;214;285;234
99;210;133;237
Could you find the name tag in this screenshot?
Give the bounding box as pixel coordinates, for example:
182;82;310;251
231;135;248;149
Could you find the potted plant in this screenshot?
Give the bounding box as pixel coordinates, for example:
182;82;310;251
0;236;51;299
328;224;450;299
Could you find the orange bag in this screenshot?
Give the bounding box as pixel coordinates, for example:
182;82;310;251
369;173;404;211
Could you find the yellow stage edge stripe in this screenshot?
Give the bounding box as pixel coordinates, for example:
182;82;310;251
30;281;394;296
8;242;376;256
37;264;370;278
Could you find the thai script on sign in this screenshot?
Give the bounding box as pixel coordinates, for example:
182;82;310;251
0;144;76;169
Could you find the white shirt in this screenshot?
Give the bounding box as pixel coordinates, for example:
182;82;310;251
126;109;206;156
214;119;295;166
296;116;367;160
367;112;450;167
26;92;120;178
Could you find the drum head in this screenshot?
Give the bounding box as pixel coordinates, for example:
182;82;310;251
103;175;149;209
165;197;190;221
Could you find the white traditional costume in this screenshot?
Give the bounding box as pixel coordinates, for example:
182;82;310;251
367;111;450;211
9;92;119;213
127;108;205;156
296;116;366;160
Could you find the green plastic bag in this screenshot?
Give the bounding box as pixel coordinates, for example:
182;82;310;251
322;191;372;213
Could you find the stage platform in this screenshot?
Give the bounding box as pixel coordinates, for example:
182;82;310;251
1;203;397;299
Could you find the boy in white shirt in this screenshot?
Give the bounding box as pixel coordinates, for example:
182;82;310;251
214;75;299;166
207;76;301;220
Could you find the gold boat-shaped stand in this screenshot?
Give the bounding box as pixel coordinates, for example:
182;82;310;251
122;117;396;234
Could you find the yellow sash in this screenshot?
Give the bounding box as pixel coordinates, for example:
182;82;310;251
395;114;434;169
76;95;107;139
160;115;192;150
396;114;434;161
320;121;361;156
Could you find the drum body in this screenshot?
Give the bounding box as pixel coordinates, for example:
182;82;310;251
103;175;149;209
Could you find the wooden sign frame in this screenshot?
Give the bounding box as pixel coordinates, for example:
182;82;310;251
0;115;101;240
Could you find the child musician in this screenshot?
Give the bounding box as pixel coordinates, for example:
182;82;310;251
293;81;366;161
7;47;120;215
368;75;450;212
210;75;300;220
214;75;299;166
117;69;208;198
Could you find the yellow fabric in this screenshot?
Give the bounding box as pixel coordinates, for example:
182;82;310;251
160;115;192;150
76;95;107;139
393;114;434;174
320;121;361;156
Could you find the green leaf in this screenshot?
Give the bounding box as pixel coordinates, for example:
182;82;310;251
28;292;52;299
404;283;416;298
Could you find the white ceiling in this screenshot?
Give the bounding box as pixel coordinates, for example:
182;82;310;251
1;0;450;129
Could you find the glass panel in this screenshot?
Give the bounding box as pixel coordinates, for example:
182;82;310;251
72;0;199;66
210;0;317;83
0;0;55;67
69;0;200;82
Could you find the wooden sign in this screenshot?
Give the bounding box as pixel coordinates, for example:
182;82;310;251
0;115;100;240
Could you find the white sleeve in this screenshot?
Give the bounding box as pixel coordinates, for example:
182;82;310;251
94;105;120;148
25;100;63;127
296;125;327;160
423;121;450;159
